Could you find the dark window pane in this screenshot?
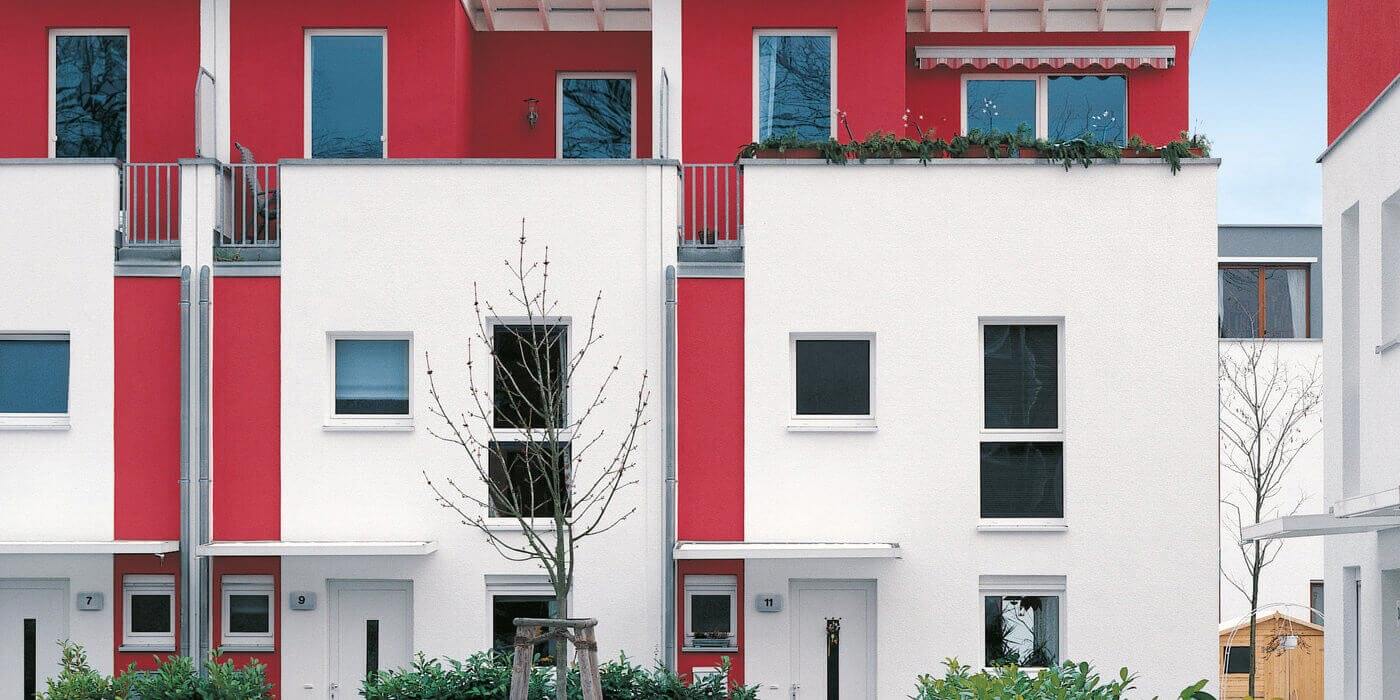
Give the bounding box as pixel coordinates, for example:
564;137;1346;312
229;594;269;634
0;340;70;413
980;442;1064;518
1047;75;1126;144
366;619;379;675
562;78;633;158
334;339;409;415
1264;267;1308;338
55;35;127;158
310;35;384;158
985;595;1060;667
130;594;171;634
983;325;1057;429
488;441;570;518
1219;268;1261;338
758;35;832;141
1310;581;1324;625
492;595;557;665
1224;645;1253;674
794;339;870;416
965;80;1035;135
493;325;567;429
691;594;732;636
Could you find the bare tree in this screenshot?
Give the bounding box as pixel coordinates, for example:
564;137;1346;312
422;223;649;700
1219;338;1321;698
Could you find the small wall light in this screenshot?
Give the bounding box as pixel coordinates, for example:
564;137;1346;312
1280;634;1299;650
524;98;540;129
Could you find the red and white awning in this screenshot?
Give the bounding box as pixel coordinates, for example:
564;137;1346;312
914;45;1175;70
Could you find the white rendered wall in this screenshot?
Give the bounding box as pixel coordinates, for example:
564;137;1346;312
276;161;676;690
741;159;1220;697
0;162;117;541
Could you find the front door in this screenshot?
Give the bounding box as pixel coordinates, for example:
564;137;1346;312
0;579;67;699
792;580;876;700
328;581;412;700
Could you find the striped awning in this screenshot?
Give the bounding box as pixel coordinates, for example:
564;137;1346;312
915;45;1175;70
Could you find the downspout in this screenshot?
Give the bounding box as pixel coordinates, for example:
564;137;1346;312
198;265;213;671
663;265;678;670
179;266;193;661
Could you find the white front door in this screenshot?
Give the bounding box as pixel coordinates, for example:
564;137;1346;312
328;581;412;700
791;580;876;700
0;579;67;699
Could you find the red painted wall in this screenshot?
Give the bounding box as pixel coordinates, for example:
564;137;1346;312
210;557;281;694
229;0;471;161
470;32;653;158
0;0;199;160
213;277;281;541
1328;0;1400;143
114;278;182;540
681;0;908;162
113;554;181;673
905;32;1191;144
676;560;744;684
676;278;744;541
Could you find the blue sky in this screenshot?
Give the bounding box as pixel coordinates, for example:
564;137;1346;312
1191;0;1326;224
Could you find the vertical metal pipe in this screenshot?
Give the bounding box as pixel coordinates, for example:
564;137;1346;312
178;266;192;660
197;265;212;673
663;265;678;670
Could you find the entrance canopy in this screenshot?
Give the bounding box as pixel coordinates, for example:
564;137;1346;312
673;541;901;560
197;540;438;556
0;540;180;555
1242;514;1400;542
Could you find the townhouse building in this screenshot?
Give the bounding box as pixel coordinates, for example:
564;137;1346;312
2;1;1219;697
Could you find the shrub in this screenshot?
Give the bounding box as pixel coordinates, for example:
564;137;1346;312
911;659;1216;700
36;641;273;700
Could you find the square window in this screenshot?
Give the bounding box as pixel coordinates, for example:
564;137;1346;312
0;335;70;415
129;595;172;633
492;324;567;430
684;575;737;651
491;594;558;665
980;442;1064;519
559;74;635;158
307;32;385;158
983;324;1058;430
221;575;274;650
965;79;1036;135
984;594;1061;668
1223;644;1252;674
756;32;834;141
793;336;872;421
333;337;410;417
122;575;175;650
1046;75;1126;144
53;31;128;159
488;441;571;519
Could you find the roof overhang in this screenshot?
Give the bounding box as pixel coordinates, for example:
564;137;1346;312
0;540;180;555
904;0;1209;45
915;45;1175;70
673;541;902;560
462;0;650;32
1241;514;1400;543
197;541;438;557
1334;486;1400;518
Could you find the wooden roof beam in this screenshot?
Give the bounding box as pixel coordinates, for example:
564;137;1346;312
591;0;606;31
479;0;497;31
536;0;551;30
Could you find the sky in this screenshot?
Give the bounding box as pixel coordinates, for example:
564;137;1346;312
1191;0;1326;225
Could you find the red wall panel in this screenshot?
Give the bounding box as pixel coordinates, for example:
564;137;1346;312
470;31;653;158
213;277;281;541
1328;0;1400;143
229;0;470;161
210;557;281;694
681;0;908;162
114;277;182;540
0;0;200;160
113;553;181;673
676;278;744;541
905;32;1191;145
676;559;744;684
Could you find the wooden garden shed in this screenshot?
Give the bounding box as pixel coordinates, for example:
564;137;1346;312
1218;612;1324;700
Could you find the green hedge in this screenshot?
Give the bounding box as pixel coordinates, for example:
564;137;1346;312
912;659;1215;700
36;641;273;700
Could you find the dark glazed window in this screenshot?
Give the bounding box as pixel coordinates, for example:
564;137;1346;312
1224;645;1253;674
129;594;172;634
561;78;633;158
757;35;832;141
310;34;384;158
0;339;70;413
229;594;270;634
965;79;1036;134
55;35;127;158
691;594;732;637
488;442;571;518
1218;265;1310;338
493;325;567;429
794;339;870;416
492;595;557;664
983;325;1058;429
1047;75;1126;143
980;442;1064;518
984;595;1060;667
334;339;409;415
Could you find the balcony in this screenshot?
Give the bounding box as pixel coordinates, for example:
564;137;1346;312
679;164;743;264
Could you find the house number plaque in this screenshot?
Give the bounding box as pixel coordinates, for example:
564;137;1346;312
754;593;783;612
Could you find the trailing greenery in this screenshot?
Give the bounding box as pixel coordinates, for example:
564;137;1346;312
361;652;759;700
36;641;273;700
911;659;1215;700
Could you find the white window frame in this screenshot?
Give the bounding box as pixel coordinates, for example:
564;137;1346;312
683;575;738;652
304;28;389;159
977;318;1066;531
324;332;414;431
788;331;876;432
0;332;72;430
556;72;637;159
220;575;274;651
978;575;1066;671
122;574;175;651
753;29;838;142
960;74;1128;140
49;28;131;160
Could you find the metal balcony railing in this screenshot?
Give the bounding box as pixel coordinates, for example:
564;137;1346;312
121;163;181;249
680;164;742;253
218;163;280;253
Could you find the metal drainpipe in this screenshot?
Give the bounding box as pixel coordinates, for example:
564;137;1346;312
198;265;213;671
663;264;678;671
179;266;192;661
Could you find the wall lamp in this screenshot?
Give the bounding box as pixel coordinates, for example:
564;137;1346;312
525;98;540;128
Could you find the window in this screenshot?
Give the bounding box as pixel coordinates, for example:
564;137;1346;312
558;73;635;158
329;335;411;428
1223;644;1252;674
488;442;571;519
487;575;558;666
52;30;128;158
755;31;835;141
963;75;1127;144
307;31;386;158
492;324;567;430
1218;264;1311;338
981;322;1063;522
0;334;71;429
981;575;1064;668
790;333;875;430
1310;580;1324;626
221;575;274;651
122;575;175;651
684;576;737;651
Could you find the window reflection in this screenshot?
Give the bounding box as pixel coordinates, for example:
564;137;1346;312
562;78;633;158
1047;75;1126;144
310;34;384;158
55;35;127;158
758;35;832;141
965;80;1036;135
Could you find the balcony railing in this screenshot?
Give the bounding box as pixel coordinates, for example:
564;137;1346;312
679;164;742;262
121;163;181;250
218;163;280;259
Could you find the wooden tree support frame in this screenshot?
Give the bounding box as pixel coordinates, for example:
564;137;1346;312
510;617;603;700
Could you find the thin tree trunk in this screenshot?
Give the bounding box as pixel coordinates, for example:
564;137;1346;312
555;579;569;700
1248;542;1260;699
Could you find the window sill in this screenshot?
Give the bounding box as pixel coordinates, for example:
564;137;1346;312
682;646;738;654
0;414;71;430
976;519;1067;532
323;416;414;431
217;643;275;653
484;518;559;532
119;644;175;653
1217;337;1320;344
786;418;877;432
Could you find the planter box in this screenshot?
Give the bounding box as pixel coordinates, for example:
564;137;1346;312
1120;147;1159;158
753;147;824;160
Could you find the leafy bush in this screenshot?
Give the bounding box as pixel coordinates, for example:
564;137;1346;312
912;659;1215;700
361;652;759;700
36;641;273;700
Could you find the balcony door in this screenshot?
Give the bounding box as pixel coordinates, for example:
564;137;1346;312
306;30;386;159
51;29;128;159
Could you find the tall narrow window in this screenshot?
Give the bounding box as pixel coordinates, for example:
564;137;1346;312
981;322;1063;521
559;74;635;158
1309;580;1324;626
53;32;128;158
366;619;380;675
756;32;834;141
23;619;36;700
1046;75;1126;143
308;32;385;158
1217;264;1310;338
492;324;567;430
